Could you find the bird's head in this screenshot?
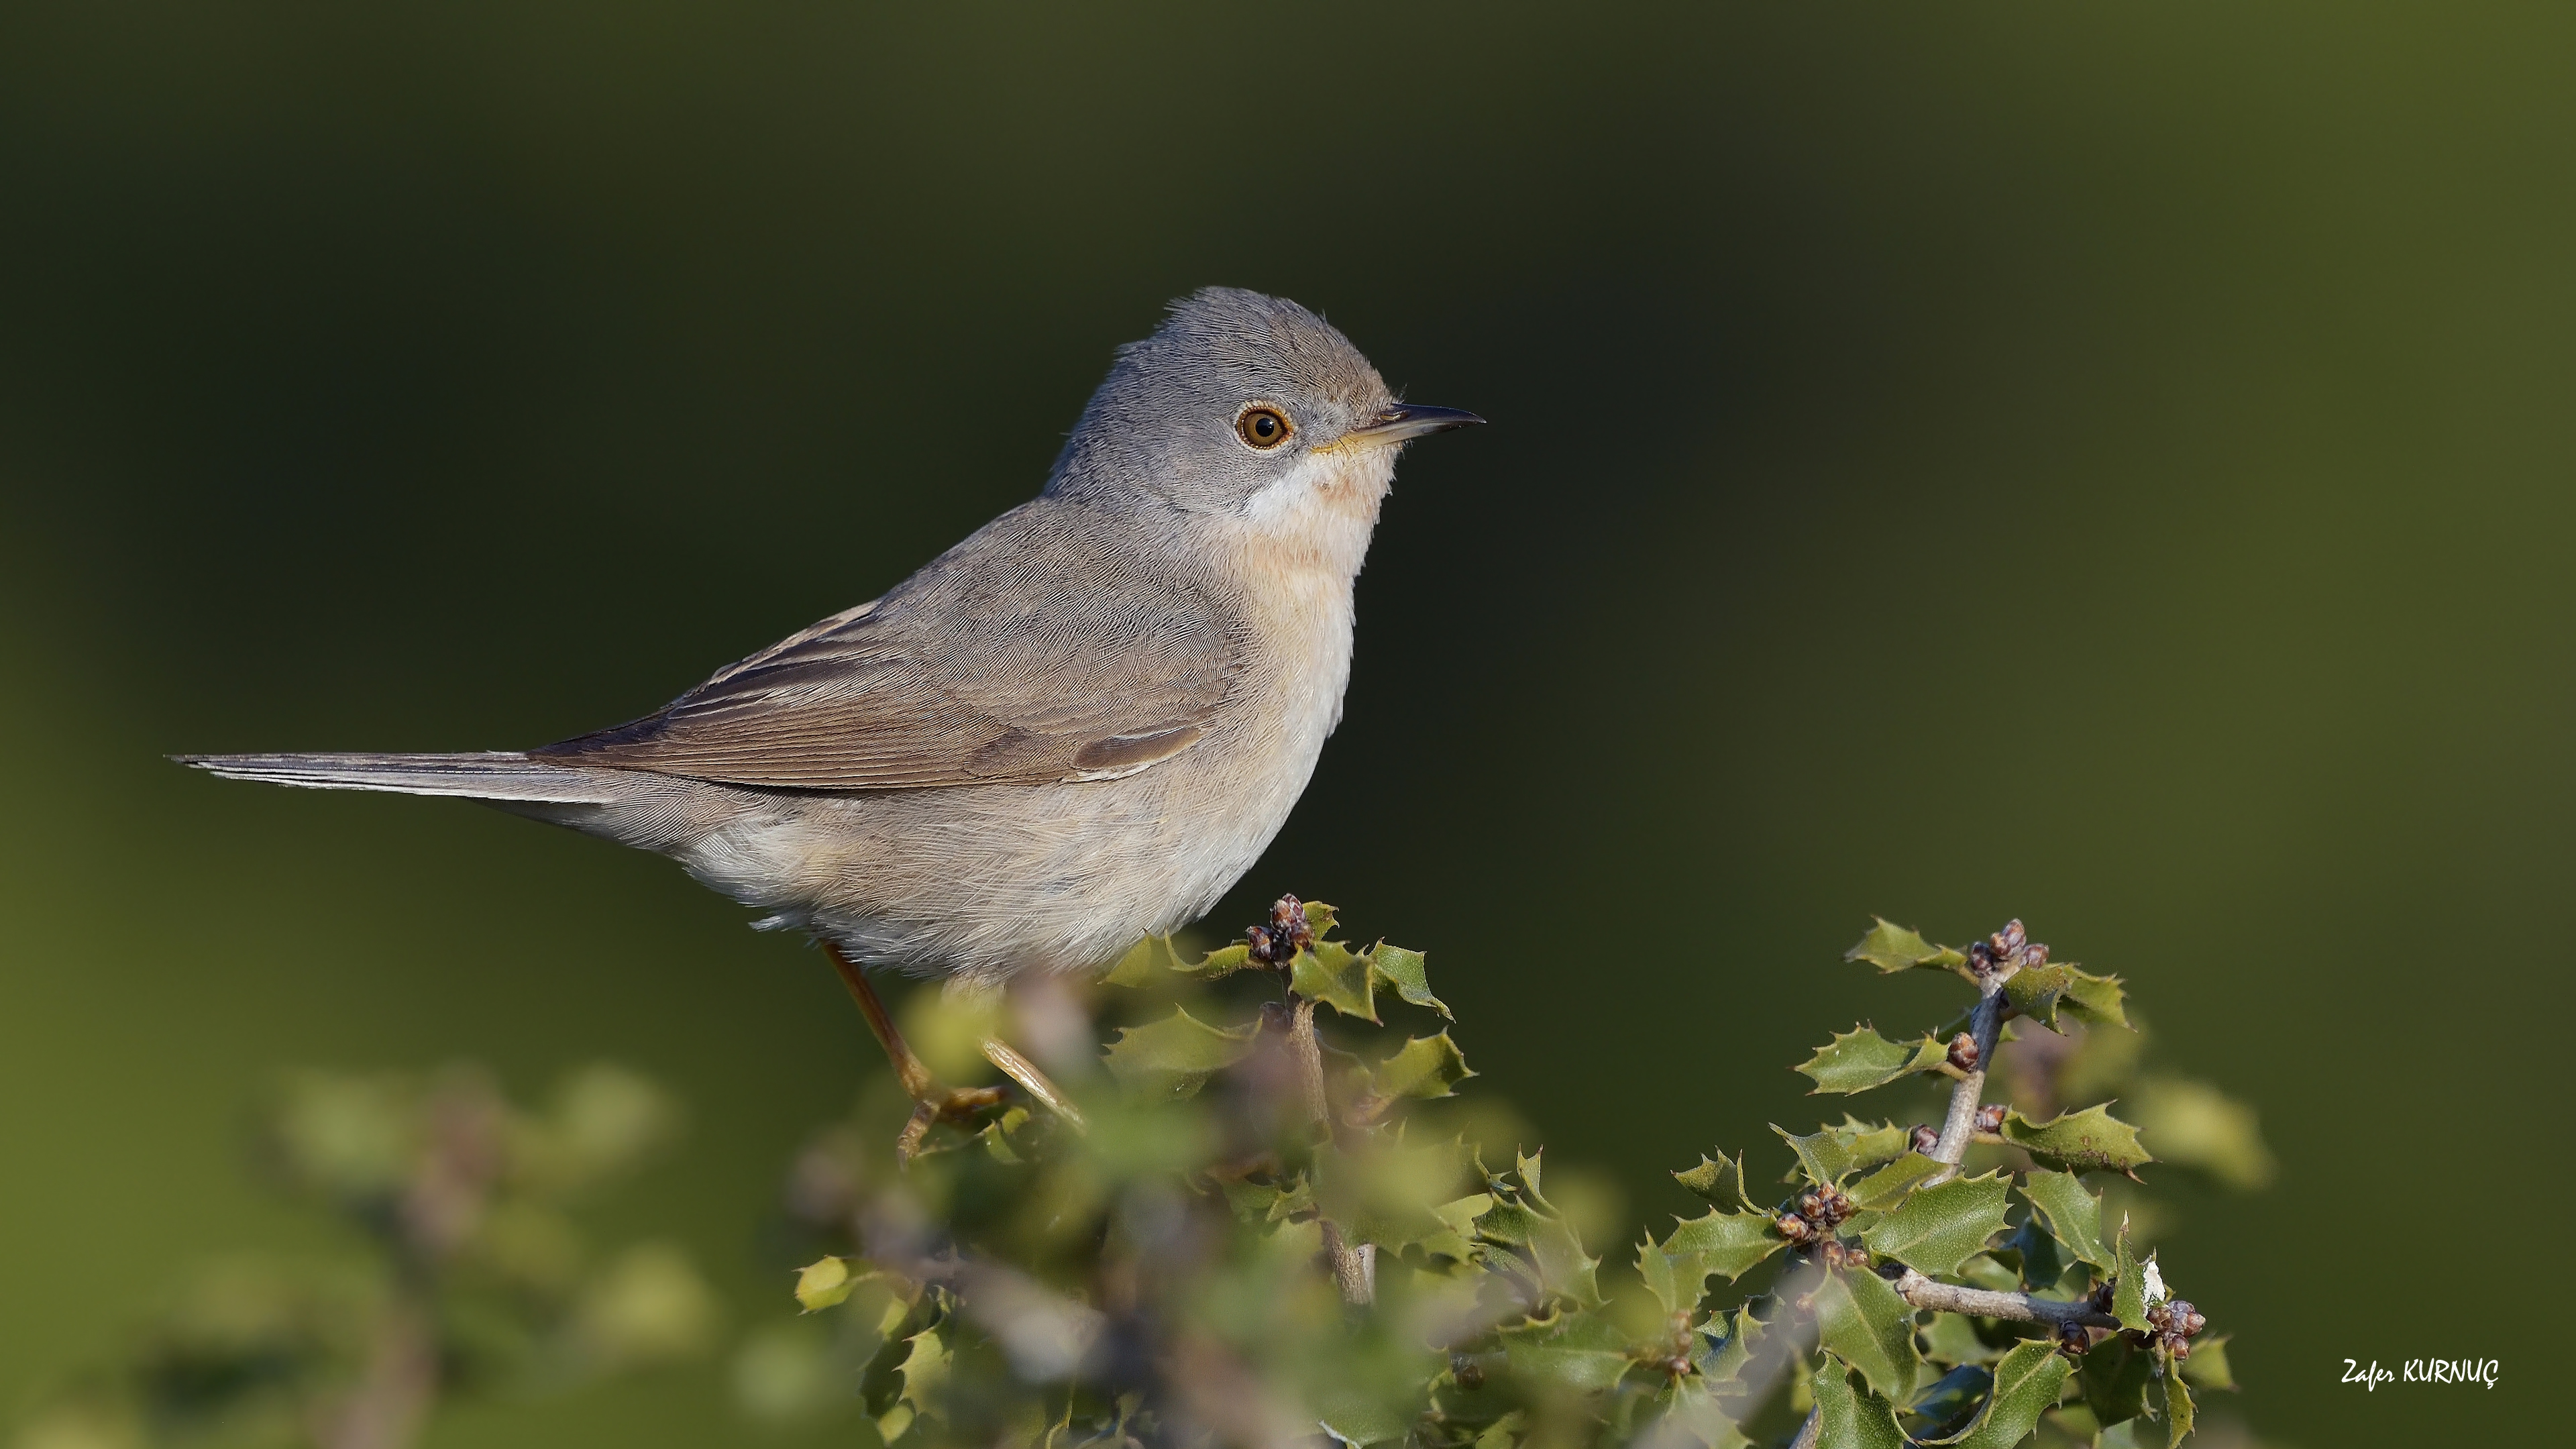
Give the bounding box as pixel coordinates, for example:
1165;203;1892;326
1045;288;1481;566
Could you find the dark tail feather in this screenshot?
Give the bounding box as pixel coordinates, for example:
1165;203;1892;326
174;751;627;804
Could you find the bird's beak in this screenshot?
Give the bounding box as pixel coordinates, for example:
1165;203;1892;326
1339;403;1487;447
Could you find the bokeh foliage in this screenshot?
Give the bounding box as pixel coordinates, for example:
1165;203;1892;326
13;1065;718;1449
752;908;2259;1449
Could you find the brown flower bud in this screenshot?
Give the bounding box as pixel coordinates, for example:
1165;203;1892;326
1909;1123;1940;1155
1994;920;2027;956
1974;1104;2006;1135
1948;1033;1982;1072
1776;1213;1813;1243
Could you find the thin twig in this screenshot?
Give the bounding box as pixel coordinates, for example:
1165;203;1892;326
1925;963;2015;1185
1890;1268;2118;1330
1285;1000;1376;1306
1788;1406;1820;1449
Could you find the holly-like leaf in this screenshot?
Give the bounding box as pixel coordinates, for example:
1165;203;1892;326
1776;1118;1912;1185
1796;1026;1951;1095
1496;1307;1633;1393
2179;1334;2235;1392
2006;1216;2079;1297
1924;1339;2073;1448
2129;1077;2275;1191
1811;1265;1922;1403
1674;1150;1759;1212
1906;1363;1992;1436
876;1320;951;1442
1369;1032;1474;1103
1638;1210;1790;1311
1475;1155;1603;1308
1812;1354;1911;1449
1845;918;1969;975
1101;1007;1259;1099
1849;1153;1945;1211
795;1256;860;1313
2002;963;2130;1033
2154;1358;2195;1448
1316;1386;1413;1448
1293;941;1378;1021
1175;941;1256;980
2082;1335;2156;1429
1860;1173;2012;1277
1102;936;1168;988
2017;1169;2109;1269
1999;1105;2153;1177
1643;1377;1751;1449
1366;943;1452;1020
2110;1218;2150;1333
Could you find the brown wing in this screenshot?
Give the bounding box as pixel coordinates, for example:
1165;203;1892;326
533;504;1245;790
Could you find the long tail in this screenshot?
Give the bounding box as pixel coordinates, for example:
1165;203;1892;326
174;751;627;804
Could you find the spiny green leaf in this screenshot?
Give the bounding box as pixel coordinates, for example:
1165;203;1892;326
1860;1173;2012;1277
1102;936;1168;988
1643;1377;1750;1449
2002;962;2130;1032
1925;1339;2074;1448
1301;899;1341;938
1368;1032;1474;1103
1849;1152;1944;1211
1999;1104;2153;1177
1776;1118;1912;1185
1674;1150;1759;1212
1845;918;1970;975
1175;941;1256;980
794;1256;861;1313
2018;1169;2109;1269
1906;1363;1992;1435
2006;1216;2080;1297
1100;1007;1259;1099
1496;1307;1633;1392
2083;1335;2157;1429
1811;1265;1922;1403
2178;1334;2235;1393
1697;1303;1768;1399
1812;1354;1911;1449
876;1321;951;1442
1474;1156;1603;1307
2129;1077;2274;1190
1220;1175;1314;1226
2155;1358;2195;1448
1366;943;1452;1020
1638;1210;1789;1311
2110;1218;2150;1333
1315;1386;1413;1447
1796;1026;1952;1094
1291;940;1377;1020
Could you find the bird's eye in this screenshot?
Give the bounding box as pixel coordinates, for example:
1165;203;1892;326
1235;405;1293;449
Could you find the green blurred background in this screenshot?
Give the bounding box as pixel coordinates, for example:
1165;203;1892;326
3;2;2568;1443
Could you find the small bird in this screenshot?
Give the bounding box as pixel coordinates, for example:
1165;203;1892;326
182;287;1480;1150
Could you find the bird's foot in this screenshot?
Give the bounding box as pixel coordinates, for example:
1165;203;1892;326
895;1081;1012;1163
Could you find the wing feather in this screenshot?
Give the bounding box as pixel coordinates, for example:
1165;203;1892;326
533;504;1244;790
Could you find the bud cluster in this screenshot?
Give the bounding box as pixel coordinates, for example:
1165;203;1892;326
1246;894;1317;967
2143;1297;2208;1360
1965;918;2049;977
1776;1181;1864;1266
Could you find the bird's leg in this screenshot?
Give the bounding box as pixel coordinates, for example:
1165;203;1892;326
979;1038;1087;1132
821;942;1006;1157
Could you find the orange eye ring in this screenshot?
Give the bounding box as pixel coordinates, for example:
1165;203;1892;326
1234;405;1293;450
